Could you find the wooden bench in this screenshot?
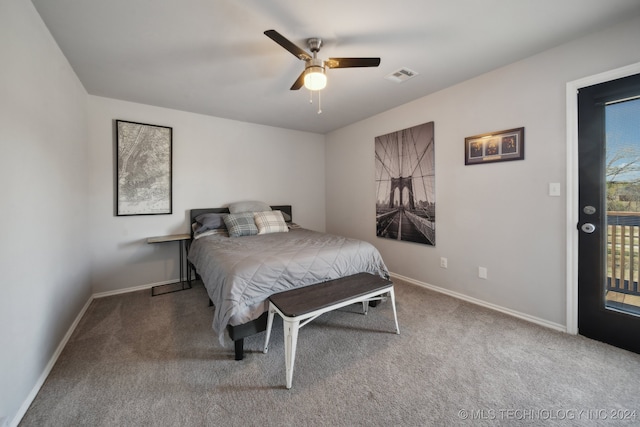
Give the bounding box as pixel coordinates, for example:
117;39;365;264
263;272;400;389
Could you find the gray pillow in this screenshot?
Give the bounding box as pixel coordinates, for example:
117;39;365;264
224;212;259;237
228;200;271;214
193;213;226;234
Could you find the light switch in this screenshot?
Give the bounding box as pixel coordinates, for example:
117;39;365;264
549;183;561;197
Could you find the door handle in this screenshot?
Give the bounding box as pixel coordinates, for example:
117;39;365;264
581;223;596;233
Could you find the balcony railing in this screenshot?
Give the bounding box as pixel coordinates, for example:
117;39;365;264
607;212;640;296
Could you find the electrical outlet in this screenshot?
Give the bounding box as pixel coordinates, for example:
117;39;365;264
440;257;448;268
478;267;488;279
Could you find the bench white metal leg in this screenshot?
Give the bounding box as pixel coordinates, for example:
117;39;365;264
263;305;276;354
390;287;400;335
284;319;300;389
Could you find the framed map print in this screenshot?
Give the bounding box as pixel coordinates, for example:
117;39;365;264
116;120;172;215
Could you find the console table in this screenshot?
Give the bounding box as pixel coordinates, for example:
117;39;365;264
147;233;191;296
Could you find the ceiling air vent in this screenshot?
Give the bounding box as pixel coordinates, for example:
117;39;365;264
385;67;418;83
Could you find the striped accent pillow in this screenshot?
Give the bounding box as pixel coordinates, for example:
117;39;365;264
223;212;258;237
254;210;289;235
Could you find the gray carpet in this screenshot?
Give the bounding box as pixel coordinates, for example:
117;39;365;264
21;280;640;426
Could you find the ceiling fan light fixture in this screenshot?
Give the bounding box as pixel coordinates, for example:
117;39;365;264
304;64;326;91
304;69;326;91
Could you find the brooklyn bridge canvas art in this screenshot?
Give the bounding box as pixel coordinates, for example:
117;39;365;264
375;121;435;245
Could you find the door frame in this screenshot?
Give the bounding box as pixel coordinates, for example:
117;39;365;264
566;62;640;335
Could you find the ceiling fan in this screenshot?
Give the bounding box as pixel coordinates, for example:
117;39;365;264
264;29;381;92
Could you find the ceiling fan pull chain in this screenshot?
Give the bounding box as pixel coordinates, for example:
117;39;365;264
309;89;313;104
318;90;322;114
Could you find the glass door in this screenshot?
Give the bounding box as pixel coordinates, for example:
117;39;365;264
577;73;640;354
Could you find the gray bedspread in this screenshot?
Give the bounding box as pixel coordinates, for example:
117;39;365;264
188;228;389;343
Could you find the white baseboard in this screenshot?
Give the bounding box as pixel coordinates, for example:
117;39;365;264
93;277;189;299
11;277;190;426
389;272;567;333
93;282;154;299
10;294;94;427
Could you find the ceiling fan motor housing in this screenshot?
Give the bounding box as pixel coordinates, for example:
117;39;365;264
306;57;325;71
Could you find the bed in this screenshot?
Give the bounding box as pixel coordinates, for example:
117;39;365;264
187;204;389;360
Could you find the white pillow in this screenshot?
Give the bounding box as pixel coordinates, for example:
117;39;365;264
254;210;289;235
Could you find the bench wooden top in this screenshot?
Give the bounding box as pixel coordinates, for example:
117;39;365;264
268;273;392;318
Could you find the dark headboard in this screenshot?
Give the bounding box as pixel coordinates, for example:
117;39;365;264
189;205;292;238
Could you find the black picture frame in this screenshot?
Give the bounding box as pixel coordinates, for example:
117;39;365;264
116;120;172;216
464;127;524;165
375;121;436;246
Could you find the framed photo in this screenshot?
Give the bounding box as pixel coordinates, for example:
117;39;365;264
464;127;524;165
116;120;172;215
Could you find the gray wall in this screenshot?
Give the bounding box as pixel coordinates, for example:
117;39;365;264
325;15;640;329
86;96;326;294
0;1;91;425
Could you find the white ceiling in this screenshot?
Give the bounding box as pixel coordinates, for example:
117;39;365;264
32;0;640;134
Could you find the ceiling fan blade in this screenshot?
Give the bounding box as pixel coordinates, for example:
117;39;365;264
290;70;306;90
264;30;312;61
326;57;381;68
